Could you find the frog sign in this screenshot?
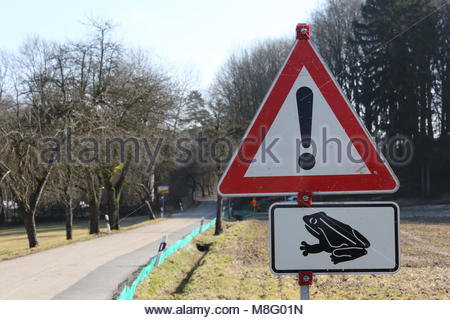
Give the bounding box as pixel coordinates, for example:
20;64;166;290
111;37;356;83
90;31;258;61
269;202;399;274
300;212;371;264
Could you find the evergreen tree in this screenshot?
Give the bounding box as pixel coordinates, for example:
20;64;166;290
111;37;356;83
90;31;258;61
353;0;440;195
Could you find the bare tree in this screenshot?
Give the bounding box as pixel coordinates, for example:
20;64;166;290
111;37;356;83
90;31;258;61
137;173;156;220
55;165;79;240
0;131;53;247
0;18;183;246
212;39;292;137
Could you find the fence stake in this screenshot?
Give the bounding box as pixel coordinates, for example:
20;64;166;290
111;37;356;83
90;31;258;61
105;214;111;233
155;234;168;266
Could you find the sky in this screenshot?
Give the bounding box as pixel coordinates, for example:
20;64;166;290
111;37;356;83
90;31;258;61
0;0;323;90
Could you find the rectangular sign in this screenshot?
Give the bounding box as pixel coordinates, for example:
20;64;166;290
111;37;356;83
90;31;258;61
157;186;169;194
269;202;399;274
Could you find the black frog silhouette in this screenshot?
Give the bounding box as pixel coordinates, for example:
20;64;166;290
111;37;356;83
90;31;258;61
300;211;370;264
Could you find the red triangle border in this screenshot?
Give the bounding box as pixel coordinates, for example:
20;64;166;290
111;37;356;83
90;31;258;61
218;39;399;196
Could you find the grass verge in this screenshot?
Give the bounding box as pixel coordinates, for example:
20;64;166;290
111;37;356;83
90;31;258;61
135;220;450;299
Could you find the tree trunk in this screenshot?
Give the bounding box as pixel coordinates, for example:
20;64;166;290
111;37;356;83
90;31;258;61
104;186;115;230
22;209;39;248
0;207;5;225
111;196;120;229
65;201;73;240
89;198;100;234
214;195;223;235
425;160;431;197
106;189;120;230
145;200;156;220
200;185;205;197
149;174;155;202
13;170;51;248
103;161;130;230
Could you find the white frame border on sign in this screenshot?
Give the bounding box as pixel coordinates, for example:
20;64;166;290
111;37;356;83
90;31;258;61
217;38;400;197
268;201;400;275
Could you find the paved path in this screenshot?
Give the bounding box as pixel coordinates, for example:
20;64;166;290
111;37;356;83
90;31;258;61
400;204;450;219
243;203;450;221
0;201;215;300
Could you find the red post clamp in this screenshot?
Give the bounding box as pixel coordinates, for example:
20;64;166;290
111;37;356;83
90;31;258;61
298;271;313;286
297;191;313;206
296;24;310;40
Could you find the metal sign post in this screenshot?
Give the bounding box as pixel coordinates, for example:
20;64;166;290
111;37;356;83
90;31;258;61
157;186;169;218
160;195;165;218
298;271;313;300
297;192;313;299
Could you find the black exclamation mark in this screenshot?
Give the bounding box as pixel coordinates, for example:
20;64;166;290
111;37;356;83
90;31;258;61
296;86;315;170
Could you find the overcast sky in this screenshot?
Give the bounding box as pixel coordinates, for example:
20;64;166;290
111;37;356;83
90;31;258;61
0;0;323;90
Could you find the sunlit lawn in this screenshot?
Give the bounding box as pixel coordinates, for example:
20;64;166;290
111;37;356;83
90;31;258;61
136;220;450;300
0;216;163;262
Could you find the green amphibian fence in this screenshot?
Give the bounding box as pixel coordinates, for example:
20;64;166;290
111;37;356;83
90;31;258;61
117;218;216;300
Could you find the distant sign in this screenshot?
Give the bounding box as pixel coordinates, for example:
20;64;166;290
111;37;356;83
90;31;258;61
157;186;169;194
269;202;399;274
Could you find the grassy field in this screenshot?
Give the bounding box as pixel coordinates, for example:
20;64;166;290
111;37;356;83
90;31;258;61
0;216;164;262
135;219;450;300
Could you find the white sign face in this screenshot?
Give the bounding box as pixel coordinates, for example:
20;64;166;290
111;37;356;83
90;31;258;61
157;186;169;194
269;202;399;274
245;68;370;178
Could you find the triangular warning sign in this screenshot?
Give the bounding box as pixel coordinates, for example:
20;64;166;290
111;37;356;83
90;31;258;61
218;25;399;196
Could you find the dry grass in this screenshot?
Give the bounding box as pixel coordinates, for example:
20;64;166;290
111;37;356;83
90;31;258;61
136;220;450;300
0;216;164;262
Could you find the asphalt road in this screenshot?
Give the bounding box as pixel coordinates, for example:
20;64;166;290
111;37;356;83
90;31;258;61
0;201;215;300
243;203;450;222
